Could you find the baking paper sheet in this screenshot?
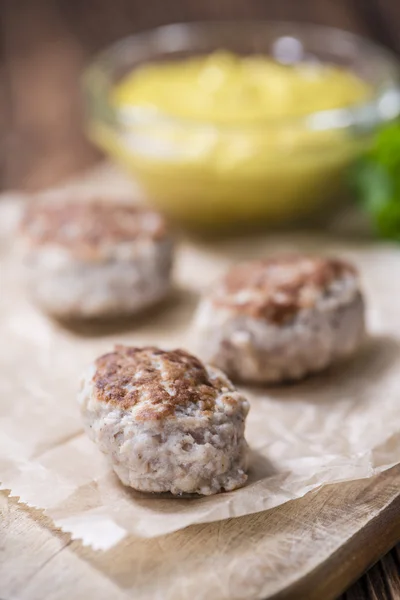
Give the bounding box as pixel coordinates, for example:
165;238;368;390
1;166;400;550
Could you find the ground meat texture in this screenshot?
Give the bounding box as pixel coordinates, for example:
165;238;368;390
78;346;250;495
192;255;366;384
19;199;173;318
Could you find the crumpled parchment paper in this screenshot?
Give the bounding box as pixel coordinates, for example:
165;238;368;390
1;165;400;550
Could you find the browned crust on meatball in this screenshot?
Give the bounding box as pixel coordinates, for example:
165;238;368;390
20;199;167;251
93;346;222;418
211;255;358;324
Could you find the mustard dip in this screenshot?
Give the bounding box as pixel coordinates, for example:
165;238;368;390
92;52;371;227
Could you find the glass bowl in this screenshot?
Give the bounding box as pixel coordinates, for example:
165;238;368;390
83;21;400;230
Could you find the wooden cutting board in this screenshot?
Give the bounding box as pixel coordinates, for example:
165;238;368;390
2;466;400;600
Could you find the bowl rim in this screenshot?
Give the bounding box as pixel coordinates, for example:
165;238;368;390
84;20;400;133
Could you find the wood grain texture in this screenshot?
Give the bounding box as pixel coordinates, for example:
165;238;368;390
1;1;400;598
2;466;400;600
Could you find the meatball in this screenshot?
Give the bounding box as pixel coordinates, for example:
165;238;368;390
192;255;365;384
79;345;250;495
19;199;173;318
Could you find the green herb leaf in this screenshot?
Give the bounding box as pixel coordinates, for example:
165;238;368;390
372;123;400;170
350;122;400;240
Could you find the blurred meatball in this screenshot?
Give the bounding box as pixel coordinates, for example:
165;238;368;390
19;199;173;318
79;345;250;495
193;255;365;383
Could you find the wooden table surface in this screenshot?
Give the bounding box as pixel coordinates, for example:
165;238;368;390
1;1;400;598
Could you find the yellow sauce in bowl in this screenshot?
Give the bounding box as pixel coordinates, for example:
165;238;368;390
90;52;372;228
